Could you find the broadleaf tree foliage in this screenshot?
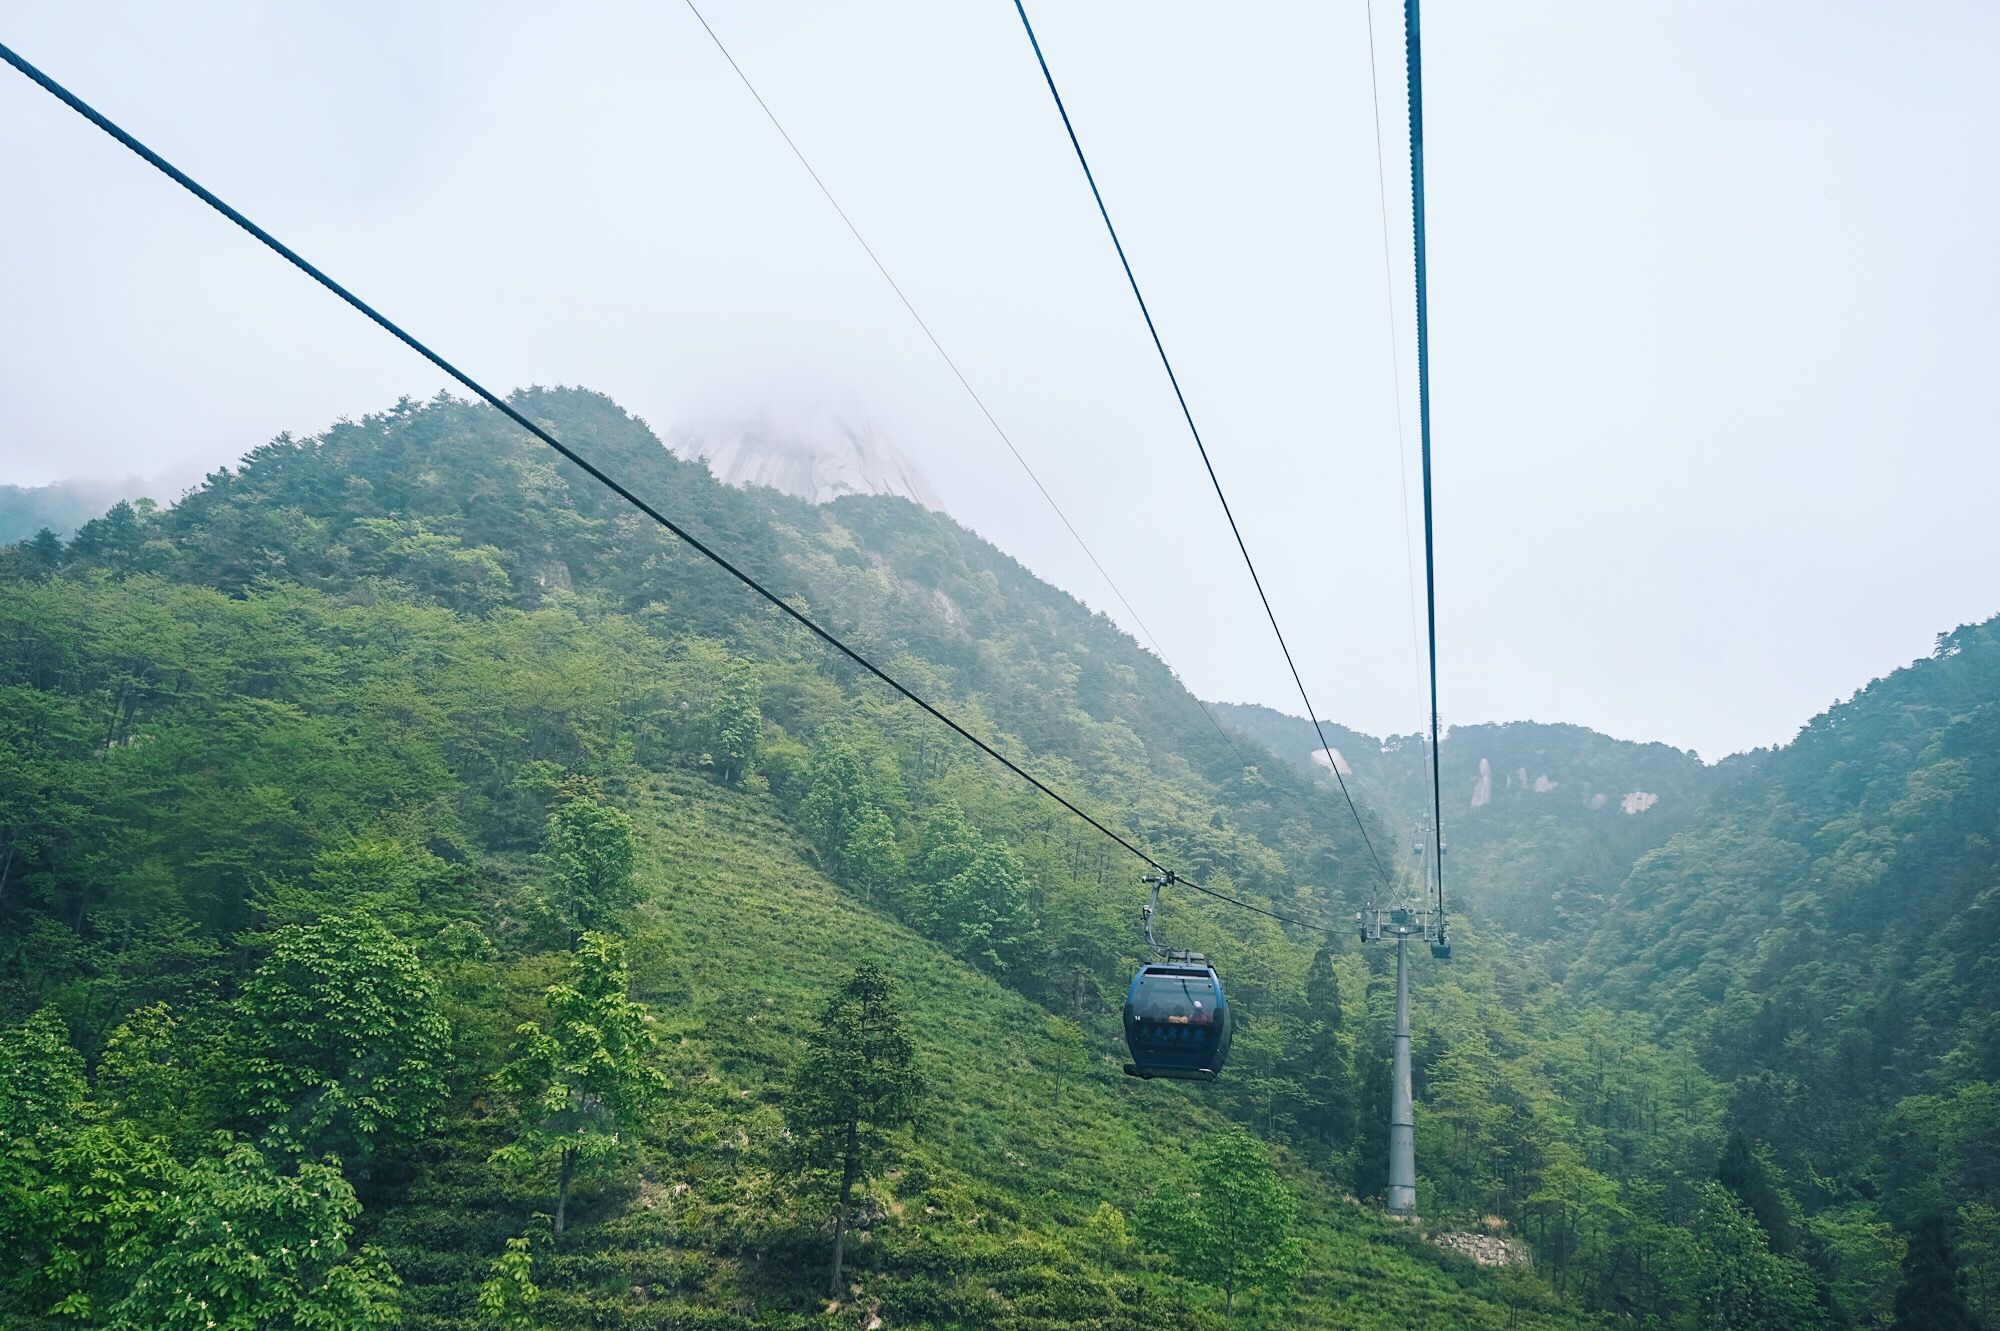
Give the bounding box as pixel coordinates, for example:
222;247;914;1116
494;931;664;1236
1139;1126;1303;1315
0;1011;399;1329
235;913;452;1164
541;780;638;939
475;1235;543;1331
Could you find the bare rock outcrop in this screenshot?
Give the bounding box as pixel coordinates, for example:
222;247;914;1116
1429;1229;1533;1268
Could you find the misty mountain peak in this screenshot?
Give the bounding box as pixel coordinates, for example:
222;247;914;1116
668;402;943;511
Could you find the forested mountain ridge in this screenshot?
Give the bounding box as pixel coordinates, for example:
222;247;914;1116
22;386;1381;913
0;388;1980;1328
1212;703;1706;936
1572;618;2000;1230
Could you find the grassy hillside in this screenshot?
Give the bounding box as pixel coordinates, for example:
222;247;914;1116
371;770;1574;1329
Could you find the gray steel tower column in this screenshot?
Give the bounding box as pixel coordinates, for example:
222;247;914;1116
1387;935;1417;1214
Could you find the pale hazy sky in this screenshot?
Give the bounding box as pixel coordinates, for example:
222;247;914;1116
3;2;1995;760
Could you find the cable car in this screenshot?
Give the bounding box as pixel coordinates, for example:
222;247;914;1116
1123;952;1232;1080
1122;871;1233;1081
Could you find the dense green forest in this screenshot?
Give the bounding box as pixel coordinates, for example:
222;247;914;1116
1;389;1990;1329
1223;635;2000;1327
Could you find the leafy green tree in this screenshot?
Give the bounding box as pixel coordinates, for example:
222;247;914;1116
1809;1202;1906;1328
542;783;638;937
935;844;1038;975
1139;1126;1303;1315
801;737;869;873
96;1001;203;1143
1081;1200;1134;1268
0;1005;88;1144
0;686;110;925
475;1234;543;1330
67;500;148;575
34;1123;179;1320
27;525;64;571
1687;1182;1820;1331
911;799;978;885
1960;1201;2000;1326
900;808;1038;975
103;1137;401;1331
1525;1155;1626;1294
1041;1014;1087;1113
495;932;664;1236
236;914;452;1165
1291;942;1354;1159
782;963;923;1297
0;1007;103;1313
255;837;468;933
345;516;512;613
843;806;904;902
1893;1211;1980;1331
708;660;761;784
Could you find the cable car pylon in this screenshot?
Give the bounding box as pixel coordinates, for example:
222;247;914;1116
1356;865;1440;1216
1389;918;1418;1214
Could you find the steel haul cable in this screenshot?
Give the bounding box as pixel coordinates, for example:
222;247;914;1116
1009;0;1392;891
1402;0;1448;929
1364;0;1440;857
0;38;1352;940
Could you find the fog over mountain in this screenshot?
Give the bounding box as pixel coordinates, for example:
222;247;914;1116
667;400;943;511
0;468;207;544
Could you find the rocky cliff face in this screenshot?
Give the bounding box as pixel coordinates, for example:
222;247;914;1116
667;404;943;511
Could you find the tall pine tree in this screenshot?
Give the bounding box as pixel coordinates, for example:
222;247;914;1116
782;963;923;1297
1893;1212;1980;1331
1718;1130;1795;1255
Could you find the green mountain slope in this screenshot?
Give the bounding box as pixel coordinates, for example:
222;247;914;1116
375;769;1575;1329
0;389;1884;1328
0;572;1581;1329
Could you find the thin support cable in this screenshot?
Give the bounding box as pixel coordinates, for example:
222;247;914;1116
1009;0;1390;889
680;0;1257;773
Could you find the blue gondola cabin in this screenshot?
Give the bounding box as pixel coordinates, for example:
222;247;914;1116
1122;953;1233;1081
